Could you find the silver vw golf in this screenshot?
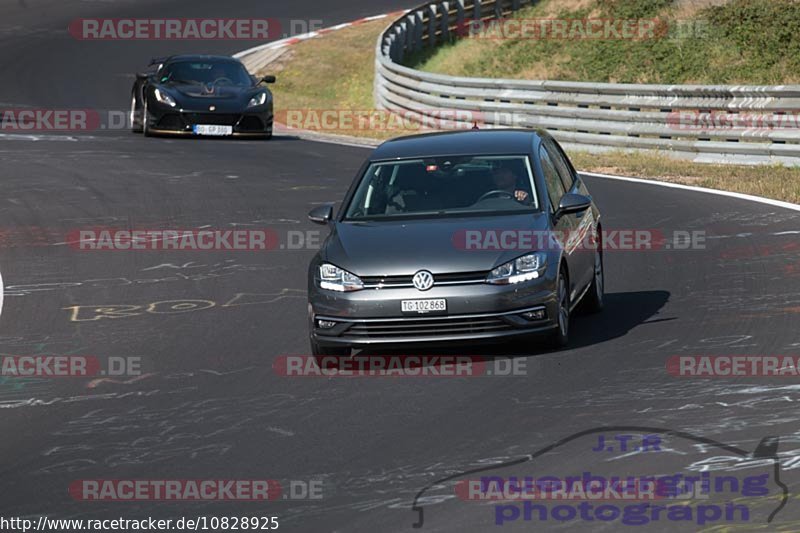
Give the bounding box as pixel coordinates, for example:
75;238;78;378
307;130;603;357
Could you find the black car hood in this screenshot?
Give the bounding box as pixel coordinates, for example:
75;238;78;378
324;213;551;277
170;83;243;98
159;83;264;111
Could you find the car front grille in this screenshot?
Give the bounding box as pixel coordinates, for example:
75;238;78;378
184;113;240;126
361;270;489;288
344;315;512;338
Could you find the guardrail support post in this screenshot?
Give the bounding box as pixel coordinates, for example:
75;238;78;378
414;10;424;52
427;5;438;47
392;28;403;63
440;1;450;42
455;0;466;29
494;0;504;18
473;0;482;21
405;15;416;55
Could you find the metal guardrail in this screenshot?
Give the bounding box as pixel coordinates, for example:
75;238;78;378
374;0;800;165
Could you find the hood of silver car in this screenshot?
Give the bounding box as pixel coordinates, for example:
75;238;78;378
324;213;551;277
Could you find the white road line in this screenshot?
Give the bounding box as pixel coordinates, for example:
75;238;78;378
580;171;800;213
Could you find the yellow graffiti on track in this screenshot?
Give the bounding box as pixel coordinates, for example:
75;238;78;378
63;289;305;322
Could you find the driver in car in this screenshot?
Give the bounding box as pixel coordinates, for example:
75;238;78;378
209;64;230;84
491;166;530;203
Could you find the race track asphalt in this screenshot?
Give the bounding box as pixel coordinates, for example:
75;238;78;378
1;1;800;531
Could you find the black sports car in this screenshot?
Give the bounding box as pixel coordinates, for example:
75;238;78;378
130;54;275;139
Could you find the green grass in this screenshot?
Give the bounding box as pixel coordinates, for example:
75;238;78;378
414;0;800;84
257;19;399;140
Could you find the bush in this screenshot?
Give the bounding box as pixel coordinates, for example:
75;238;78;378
596;0;674;19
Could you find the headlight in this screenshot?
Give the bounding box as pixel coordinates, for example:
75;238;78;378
487;253;547;284
248;92;268;108
319;263;364;292
153;88;176;107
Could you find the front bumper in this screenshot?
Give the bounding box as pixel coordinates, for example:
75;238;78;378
147;108;272;137
309;277;559;348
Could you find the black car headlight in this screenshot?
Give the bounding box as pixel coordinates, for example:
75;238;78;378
319;263;364;292
487;252;547;284
247;92;268;108
153;88;177;108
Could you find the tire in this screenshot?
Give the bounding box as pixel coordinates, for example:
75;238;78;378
582;245;604;314
130;93;143;133
550;267;571;349
142;97;152;137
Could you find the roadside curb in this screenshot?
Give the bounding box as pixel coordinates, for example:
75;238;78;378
233;10;409;64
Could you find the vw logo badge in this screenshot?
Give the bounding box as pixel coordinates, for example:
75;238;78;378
412;270;434;291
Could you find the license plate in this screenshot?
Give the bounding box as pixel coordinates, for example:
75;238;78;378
401;299;446;314
193;124;233;136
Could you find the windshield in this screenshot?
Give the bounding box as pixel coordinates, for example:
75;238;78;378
159;61;253;87
344;155;538;220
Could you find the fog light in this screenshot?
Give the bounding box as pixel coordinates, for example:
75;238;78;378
317;319;337;329
522;309;546;321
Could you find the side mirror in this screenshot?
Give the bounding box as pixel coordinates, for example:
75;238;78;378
260;75;276;84
308;204;334;225
554;193;591;220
